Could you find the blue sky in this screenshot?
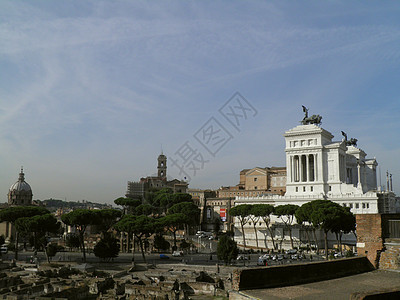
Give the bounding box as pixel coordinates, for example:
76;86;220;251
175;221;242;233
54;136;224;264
1;1;400;204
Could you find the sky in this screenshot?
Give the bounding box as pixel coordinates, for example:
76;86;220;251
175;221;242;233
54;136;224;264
1;1;400;204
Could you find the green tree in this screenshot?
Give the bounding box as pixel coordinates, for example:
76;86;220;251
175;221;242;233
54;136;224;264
160;213;187;248
274;204;299;249
0;206;49;260
114;215;159;263
250;204;276;250
329;206;355;255
217;234;239;265
247;205;263;249
93;235;120;262
150;189;173;209
259;204;276;250
151;190;192;213
93;209;122;238
114;197;142;215
16;213;61;263
61;209;98;262
170;193;192;206
168;202;200;236
65;233;80;250
153;234;170;252
132;204;155;216
309;200;349;259
295;202;315;251
46;243;59;261
229;204;252;249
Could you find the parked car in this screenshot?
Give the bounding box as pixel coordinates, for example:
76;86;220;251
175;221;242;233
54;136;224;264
285;249;297;255
172;251;183;257
260;254;270;260
334;252;343;258
236;255;249;261
160;254;169;259
257;257;268;266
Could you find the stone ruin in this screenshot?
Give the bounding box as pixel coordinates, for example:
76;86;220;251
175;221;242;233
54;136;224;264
0;261;231;299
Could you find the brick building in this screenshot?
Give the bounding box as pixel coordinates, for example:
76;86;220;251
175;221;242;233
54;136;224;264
217;166;286;198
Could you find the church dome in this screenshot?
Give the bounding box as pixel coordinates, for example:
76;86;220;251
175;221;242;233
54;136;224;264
8;168;33;206
9;168;32;192
9;180;32;192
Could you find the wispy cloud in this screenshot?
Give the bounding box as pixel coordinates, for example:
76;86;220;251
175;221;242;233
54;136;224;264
1;1;400;202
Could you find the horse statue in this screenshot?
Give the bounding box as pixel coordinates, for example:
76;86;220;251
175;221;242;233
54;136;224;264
301;114;322;125
341;130;357;146
301;106;322;125
346;138;358;146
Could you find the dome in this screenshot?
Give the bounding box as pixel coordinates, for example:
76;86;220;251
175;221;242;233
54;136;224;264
9;168;32;195
9;168;32;193
8;168;33;206
9;181;32;192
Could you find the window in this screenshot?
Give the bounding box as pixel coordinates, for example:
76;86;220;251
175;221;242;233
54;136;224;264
362;203;366;209
367;203;370;209
254;186;258;190
329;186;332;192
254;178;258;182
310;186;313;192
349;203;353;208
356;203;359;209
296;187;299;192
303;186;306;192
343;203;346;207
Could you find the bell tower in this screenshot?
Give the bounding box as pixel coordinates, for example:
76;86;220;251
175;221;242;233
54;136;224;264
158;153;167;180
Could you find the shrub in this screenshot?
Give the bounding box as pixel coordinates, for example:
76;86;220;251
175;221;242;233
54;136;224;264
47;243;58;259
93;236;120;262
153;234;170;251
217;235;238;265
65;234;80;250
179;239;191;250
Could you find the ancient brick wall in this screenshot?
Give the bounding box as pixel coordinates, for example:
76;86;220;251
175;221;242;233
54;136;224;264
379;240;400;270
356;214;384;268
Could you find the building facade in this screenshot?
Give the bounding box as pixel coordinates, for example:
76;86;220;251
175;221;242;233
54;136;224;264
217;167;286;198
234;112;398;250
126;153;189;200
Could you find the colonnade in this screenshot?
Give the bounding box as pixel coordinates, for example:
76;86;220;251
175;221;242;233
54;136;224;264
290;154;317;183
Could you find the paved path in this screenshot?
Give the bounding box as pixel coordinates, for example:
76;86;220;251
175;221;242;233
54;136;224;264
241;270;400;300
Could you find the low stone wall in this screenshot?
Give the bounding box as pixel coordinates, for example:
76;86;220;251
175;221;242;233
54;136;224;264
379;240;400;270
232;256;374;291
